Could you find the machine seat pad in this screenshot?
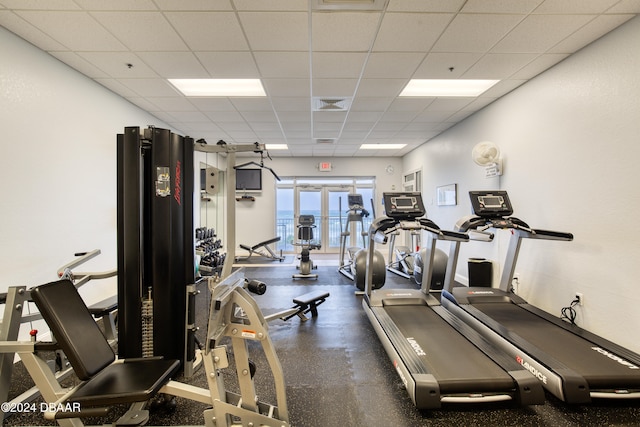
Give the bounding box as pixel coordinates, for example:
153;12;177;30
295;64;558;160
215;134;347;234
87;295;118;317
31;279;180;409
293;290;330;306
71;357;180;406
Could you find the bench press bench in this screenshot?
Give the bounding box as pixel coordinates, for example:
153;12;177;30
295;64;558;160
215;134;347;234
236;236;285;262
266;289;330;322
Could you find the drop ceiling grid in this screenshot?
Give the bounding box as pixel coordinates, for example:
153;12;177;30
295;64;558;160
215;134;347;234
0;0;639;156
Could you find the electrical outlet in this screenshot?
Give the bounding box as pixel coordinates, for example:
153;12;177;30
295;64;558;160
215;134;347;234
575;292;584;306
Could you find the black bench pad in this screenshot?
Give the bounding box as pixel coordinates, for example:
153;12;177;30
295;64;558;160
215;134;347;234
293;290;329;306
71;358;180;406
88;295;118;317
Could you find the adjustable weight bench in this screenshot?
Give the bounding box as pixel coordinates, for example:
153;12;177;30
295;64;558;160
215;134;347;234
26;280;180;425
265;290;330;322
236;236;285;262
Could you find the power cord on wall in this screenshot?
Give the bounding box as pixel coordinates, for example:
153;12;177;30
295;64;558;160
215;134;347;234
560;298;580;325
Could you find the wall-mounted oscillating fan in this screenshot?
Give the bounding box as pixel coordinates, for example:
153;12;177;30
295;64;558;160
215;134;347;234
472;141;503;177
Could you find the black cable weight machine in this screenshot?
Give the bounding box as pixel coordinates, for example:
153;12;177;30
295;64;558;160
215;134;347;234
117;126;197;376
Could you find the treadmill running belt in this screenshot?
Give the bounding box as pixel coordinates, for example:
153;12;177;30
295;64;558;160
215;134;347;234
474;303;640;388
384;305;514;393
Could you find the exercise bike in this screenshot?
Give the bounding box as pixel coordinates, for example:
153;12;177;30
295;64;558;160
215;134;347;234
292;215;321;279
387;229;448;290
337;194;385;291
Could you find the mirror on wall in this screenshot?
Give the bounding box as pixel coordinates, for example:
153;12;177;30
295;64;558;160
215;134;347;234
195;151;226;276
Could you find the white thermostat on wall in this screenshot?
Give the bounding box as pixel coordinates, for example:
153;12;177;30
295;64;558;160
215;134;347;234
318;162;332;172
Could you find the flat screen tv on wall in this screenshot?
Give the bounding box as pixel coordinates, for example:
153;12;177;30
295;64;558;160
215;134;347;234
235;168;262;191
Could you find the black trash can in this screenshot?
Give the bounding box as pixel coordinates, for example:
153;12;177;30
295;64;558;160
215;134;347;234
468;258;492;287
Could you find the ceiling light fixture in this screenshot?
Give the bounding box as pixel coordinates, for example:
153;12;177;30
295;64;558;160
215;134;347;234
399;79;499;97
168;79;266;97
360;144;407;150
265;144;288;150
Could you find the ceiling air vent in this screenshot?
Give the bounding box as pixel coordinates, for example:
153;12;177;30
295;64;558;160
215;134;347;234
313;97;352;112
315;138;337;144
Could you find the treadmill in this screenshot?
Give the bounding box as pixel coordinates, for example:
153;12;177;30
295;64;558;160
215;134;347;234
362;192;545;409
441;190;640;403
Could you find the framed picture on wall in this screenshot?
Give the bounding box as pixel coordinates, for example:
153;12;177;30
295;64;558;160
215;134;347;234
437;184;457;206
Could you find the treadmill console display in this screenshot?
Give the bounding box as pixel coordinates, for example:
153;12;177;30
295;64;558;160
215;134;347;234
348;194;364;208
469;190;513;218
383;192;426;219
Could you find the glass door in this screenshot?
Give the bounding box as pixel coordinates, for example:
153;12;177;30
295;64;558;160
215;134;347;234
295;186;352;253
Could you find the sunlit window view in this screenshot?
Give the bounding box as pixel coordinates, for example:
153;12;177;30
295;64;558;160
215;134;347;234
275;178;375;253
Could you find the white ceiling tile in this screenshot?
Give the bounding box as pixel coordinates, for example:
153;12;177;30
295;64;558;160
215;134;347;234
379;111;419;122
240;111;279;122
278;111;310;122
145;96;199;111
533;0;619;14
240;11;308;51
231;98;275;111
153;0;232;11
312;78;358;97
346;111;384;122
461;0;543;14
312;52;367;79
189;97;236;111
0;11;68;51
387;0;466;12
74;0;158;10
233;0;306;11
510;53;568;79
608;0;640;13
95;78;141;97
480;79;525;97
15;11;127;50
125;97;161;111
263;78;310;97
49;51;110;78
254;52;309;78
136;52;209;78
363;52;425;78
204;111;244;121
118;78;180;96
491;14;595;53
168;111;210;122
426;98;475;112
462;53;538;79
413;52;483;78
432;14;524;53
549;14;636;53
313;111;347;123
195;52;260;78
387;98;435;111
165;12;249;51
77;52;158;78
271;97;312;112
350;97;394;112
92;11;188;51
312;11;381;51
373;13;453;52
356;79;407;97
0;0;80;9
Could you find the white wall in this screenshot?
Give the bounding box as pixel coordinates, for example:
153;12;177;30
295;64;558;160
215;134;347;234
404;16;640;353
0;27;169;309
231;156;403;255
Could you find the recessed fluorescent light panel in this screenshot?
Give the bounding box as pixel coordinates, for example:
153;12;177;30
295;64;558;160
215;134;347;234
265;144;288;150
168;79;266;97
399;79;499;97
360;144;407;150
